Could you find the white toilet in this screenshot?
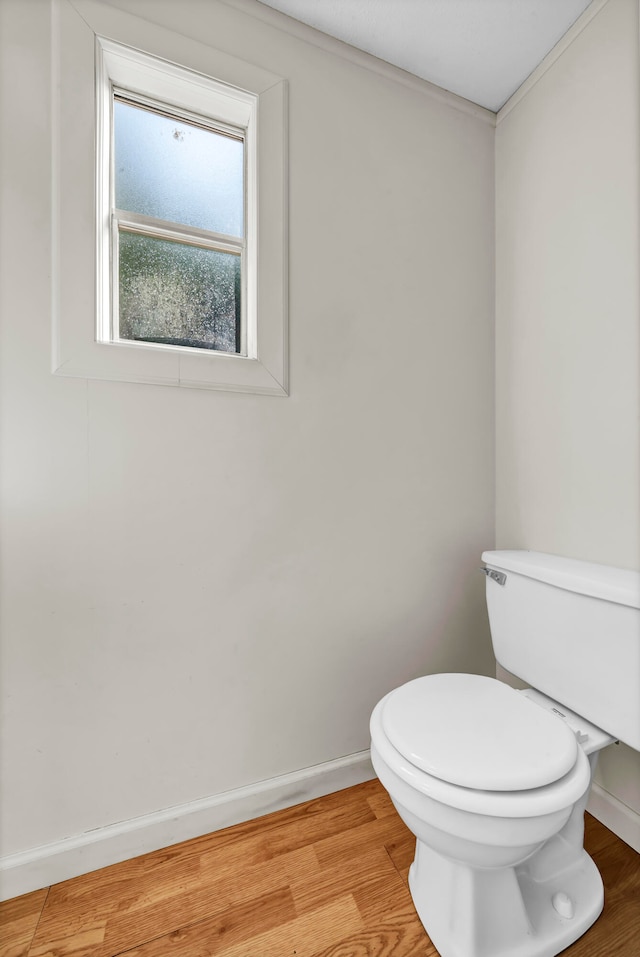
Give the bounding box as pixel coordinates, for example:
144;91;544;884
370;550;640;957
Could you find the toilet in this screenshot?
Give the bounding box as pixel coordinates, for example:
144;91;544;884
370;550;640;957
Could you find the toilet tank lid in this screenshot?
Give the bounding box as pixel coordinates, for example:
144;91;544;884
482;550;640;609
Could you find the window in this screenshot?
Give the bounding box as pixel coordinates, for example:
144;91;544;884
97;41;258;362
113;97;245;355
53;0;288;394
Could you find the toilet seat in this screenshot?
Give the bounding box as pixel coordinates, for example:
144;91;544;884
381;673;579;791
371;678;592;819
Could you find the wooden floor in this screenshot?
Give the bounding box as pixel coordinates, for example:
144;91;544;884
1;779;639;957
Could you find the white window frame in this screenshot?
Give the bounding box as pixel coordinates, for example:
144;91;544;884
98;44;256;360
52;0;288;395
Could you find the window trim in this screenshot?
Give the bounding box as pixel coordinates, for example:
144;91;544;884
52;0;288;395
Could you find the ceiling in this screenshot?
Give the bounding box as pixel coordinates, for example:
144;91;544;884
256;0;595;112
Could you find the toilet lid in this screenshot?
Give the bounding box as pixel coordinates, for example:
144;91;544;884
381;674;579;791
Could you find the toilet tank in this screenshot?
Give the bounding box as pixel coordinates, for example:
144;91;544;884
482;550;640;751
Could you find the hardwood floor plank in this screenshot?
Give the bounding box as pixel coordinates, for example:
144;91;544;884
117;895;364;957
383;832;415;883
215;894;364;957
350;863;415;924
290;846;402;916
188;786;379;864
0;890;48;957
27;917;108;957
308;905;438;957
99;849;317;957
312;813;409;870
245;798;378;864
111;886;297;957
100;882;235;956
365;790;397;820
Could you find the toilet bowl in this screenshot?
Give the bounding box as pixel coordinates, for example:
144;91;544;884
370;551;640;957
370;674;606;957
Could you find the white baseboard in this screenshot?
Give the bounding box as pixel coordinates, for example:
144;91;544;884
0;750;375;902
587;781;640;854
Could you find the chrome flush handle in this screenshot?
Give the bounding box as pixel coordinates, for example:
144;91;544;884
482;567;507;586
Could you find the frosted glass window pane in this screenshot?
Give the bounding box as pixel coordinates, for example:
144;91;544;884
114;99;244;237
118;231;241;353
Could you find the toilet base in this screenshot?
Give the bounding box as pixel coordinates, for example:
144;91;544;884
408;838;604;957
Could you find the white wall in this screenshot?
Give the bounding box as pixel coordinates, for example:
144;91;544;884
495;0;640;843
0;0;495;884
